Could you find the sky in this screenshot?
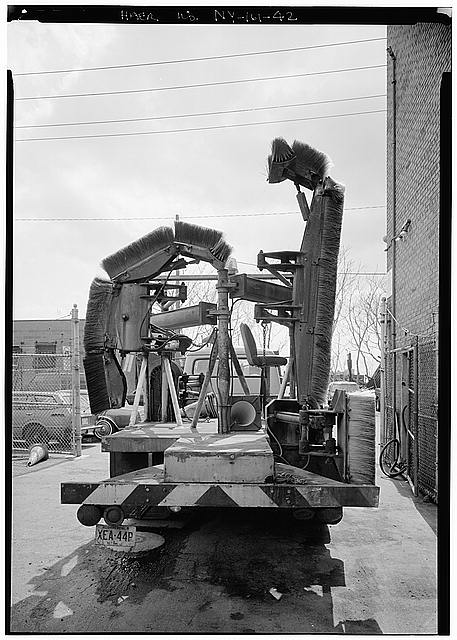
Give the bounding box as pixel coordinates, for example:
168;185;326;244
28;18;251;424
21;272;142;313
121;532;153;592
8;20;387;321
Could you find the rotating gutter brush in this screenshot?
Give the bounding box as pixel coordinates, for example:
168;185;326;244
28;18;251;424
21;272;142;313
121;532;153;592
102;226;176;282
267;136;341;407
85;218;233;431
268;137;332;221
268;137;332;189
83;277;126;414
174;220;232;268
346;392;376;485
265;136;376;485
85;225;178;415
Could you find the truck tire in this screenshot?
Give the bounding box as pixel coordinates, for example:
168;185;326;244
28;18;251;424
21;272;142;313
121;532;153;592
23;423;50;447
94;417;117;439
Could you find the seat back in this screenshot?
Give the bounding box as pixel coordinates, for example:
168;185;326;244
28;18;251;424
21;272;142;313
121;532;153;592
240;323;258;366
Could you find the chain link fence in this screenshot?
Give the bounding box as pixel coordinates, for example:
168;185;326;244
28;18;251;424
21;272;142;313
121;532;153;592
416;338;438;500
383;314;438;502
12;307;87;455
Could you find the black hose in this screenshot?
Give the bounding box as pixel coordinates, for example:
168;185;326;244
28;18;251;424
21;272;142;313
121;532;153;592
379;438;407;478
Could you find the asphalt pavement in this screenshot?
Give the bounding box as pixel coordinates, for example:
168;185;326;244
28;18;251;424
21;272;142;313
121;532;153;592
9;432;437;634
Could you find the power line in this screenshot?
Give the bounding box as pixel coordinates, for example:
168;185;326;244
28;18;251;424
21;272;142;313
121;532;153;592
15;93;386;129
16;108;387;142
14;37;387;76
16;63;387;101
16;206;385;222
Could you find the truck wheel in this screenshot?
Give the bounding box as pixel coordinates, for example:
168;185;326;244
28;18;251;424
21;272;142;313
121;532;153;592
77;504;102;526
94;418;116;439
103;505;125;526
23;423;49;447
315;507;343;525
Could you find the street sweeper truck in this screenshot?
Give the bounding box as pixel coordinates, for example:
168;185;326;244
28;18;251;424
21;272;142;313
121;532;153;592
61;139;379;546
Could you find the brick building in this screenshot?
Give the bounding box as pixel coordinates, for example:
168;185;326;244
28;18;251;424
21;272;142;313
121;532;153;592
384;20;450;501
12;319;86;355
12;319;86;391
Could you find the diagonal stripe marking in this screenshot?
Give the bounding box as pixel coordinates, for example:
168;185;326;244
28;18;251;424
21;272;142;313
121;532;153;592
295;486;340;507
224;485;278;507
84;483;136;506
158;484;208;506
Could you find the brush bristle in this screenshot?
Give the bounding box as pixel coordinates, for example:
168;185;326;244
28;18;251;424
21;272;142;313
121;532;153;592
174;220;232;264
101;226;174;280
83;354;112;414
271;137;295;163
210;236;232;263
347;392;376;484
84;352;127;414
291;140;332;180
175;220;222;248
84;277;114;353
309;180;344;406
267;137;295;183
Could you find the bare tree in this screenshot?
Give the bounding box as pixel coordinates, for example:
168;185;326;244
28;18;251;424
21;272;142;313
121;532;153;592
345;277;385;379
332;247;360;336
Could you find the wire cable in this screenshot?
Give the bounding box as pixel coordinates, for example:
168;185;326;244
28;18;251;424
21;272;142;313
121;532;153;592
14;37;387;76
15;93;386;129
16;108;386;142
385;308;437;340
16;63;387;101
15;205;385;222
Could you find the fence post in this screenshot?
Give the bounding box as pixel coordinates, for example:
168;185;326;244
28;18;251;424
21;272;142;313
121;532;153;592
413;336;419;497
71;304;82;457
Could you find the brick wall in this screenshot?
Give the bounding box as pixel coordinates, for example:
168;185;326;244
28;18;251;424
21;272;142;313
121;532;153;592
386;23;450;341
13;319;86;355
385;22;450;500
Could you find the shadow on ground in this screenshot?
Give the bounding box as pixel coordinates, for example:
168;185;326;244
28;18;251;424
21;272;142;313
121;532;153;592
388;475;437;535
10;509;382;634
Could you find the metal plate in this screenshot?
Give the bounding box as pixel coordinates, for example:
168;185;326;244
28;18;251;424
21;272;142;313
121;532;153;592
95;524;136;550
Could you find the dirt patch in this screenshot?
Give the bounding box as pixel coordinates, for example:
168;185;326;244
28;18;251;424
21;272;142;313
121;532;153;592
95;517;207;605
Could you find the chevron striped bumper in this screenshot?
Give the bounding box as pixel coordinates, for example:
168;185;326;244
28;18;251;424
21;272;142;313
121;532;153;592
61;466;379;511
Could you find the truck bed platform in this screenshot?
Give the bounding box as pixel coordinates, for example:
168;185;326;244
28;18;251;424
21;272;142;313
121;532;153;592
61;463;379;509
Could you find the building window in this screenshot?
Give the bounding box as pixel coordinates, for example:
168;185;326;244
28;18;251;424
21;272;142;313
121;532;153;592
34;342;57;369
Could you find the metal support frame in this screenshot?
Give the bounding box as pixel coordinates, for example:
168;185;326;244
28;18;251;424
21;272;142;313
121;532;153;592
162;355;183;427
129;354;148;427
191;337;218;430
216;268;231;433
229;342;250;396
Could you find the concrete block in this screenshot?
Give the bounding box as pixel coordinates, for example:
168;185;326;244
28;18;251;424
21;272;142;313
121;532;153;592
164;432;274;484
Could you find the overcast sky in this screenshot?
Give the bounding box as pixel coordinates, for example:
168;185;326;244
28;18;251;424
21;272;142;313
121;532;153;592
8;20;387;320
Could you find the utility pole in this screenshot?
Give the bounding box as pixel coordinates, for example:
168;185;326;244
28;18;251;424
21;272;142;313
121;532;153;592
347;352;353;382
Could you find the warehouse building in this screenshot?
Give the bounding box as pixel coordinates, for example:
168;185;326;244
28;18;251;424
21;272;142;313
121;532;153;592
384;19;450;501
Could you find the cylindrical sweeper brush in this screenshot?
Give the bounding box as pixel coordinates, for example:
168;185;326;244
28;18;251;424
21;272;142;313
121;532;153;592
83;277;126;415
268;137;332;191
268;136;340;407
102;226;176;282
174;220;232;267
308;177;345;406
346;392;376;485
267;136;375;481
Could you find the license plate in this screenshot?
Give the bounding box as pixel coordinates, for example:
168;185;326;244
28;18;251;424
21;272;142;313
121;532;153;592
95;524;136;550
